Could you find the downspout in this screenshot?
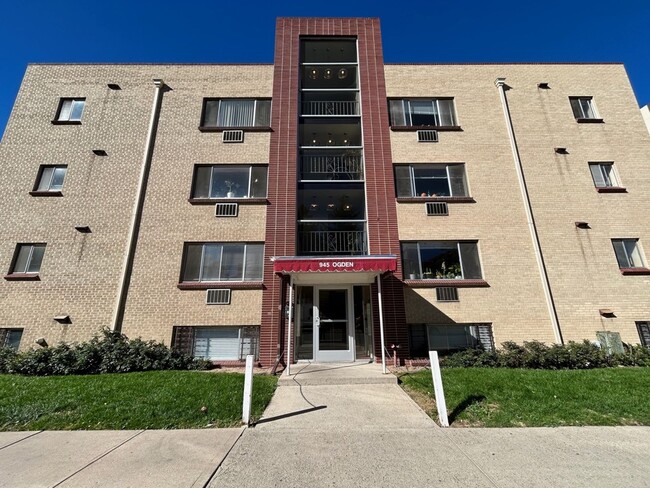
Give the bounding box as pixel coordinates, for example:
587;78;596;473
495;78;564;344
111;79;165;332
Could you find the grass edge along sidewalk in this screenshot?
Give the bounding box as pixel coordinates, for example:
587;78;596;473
0;370;277;431
399;367;650;427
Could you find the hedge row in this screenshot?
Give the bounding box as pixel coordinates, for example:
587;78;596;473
0;330;211;376
441;340;650;369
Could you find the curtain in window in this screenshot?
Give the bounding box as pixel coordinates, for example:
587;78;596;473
217;100;255;127
388;100;406;126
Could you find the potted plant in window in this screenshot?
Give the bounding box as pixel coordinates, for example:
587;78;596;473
224;180;239;198
423;268;434;279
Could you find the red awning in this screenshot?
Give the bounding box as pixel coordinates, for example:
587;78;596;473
273;256;397;274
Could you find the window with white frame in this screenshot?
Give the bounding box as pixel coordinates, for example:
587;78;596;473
401;241;482;280
612;239;647;269
9;244;46;275
193;327;258;361
388;98;457;127
0;328;23;350
589;162;620;188
394;164;468;198
192;165;267;199
201;99;271;128
182;243;263;282
56;98;85;122
34;165;67;192
569;97;598;120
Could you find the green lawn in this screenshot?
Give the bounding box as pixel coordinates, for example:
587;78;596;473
399;367;650;427
0;371;277;431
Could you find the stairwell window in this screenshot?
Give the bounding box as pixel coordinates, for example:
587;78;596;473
181;243;264;282
589;162;622;189
612;239;648;273
394;164;468;198
401;241;482;280
389;98;457;127
570;97;602;122
192;165;267;199
201;99;271;128
54;98;85;123
0;328;23;350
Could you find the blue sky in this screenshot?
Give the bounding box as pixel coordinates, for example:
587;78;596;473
1;0;649;135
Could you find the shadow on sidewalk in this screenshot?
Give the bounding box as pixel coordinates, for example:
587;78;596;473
251;405;327;426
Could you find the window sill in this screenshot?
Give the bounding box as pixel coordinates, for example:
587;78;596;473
177;282;264;290
51;120;82;125
4;273;40;281
576;118;604;124
597;187;627;193
403;279;489;288
620;268;650;276
396;196;475;204
188;198;269;205
198;126;273;133
390;125;462;132
29;191;63;197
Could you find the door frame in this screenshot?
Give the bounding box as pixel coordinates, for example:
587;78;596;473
313;285;355;362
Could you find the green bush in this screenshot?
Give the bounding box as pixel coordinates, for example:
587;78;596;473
441;340;649;370
0;330;211;376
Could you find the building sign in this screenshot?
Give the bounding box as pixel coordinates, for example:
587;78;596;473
273;256;397;273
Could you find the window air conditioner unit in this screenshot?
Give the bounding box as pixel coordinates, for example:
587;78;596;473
417;130;438;142
426;202;448;216
206;289;231;305
215;202;239;217
222;130;244;143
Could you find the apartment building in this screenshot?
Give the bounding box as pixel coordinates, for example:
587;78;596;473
2;17;650;367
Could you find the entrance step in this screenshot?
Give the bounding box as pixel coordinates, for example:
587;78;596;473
278;362;397;386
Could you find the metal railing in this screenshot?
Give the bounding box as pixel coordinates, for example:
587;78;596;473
299;230;367;255
302;101;359;116
300;153;363;180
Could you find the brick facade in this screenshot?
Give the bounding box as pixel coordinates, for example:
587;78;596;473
1;19;649;364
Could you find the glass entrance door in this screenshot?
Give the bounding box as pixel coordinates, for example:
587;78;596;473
314;286;354;361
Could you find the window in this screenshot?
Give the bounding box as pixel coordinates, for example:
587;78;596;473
589;163;621;188
389;99;457;127
201;99;271;128
34;165;67;192
409;323;493;356
182;243;263;282
394;164;468;198
637;322;650;347
570;97;600;121
192;165;267;199
55;98;85;122
0;328;23;350
172;326;259;361
9;244;46;275
612;239;647;270
402;241;482;280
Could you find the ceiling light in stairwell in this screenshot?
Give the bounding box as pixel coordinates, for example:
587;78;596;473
324;69;333;79
338;68;348;79
309;69;318;80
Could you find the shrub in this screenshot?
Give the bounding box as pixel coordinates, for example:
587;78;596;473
441;340;650;370
1;330;211;376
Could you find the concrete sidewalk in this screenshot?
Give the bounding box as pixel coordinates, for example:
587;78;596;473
210;363;650;488
0;428;242;488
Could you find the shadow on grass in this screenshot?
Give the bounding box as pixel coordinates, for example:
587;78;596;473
448;395;486;424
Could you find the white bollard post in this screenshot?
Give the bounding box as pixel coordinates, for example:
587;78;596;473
429;351;449;427
242;354;254;426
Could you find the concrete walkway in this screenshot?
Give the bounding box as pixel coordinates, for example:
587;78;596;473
1;363;649;487
0;429;242;488
210;362;650;488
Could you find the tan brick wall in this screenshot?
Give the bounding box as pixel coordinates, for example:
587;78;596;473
0;64;273;350
386;63;650;347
